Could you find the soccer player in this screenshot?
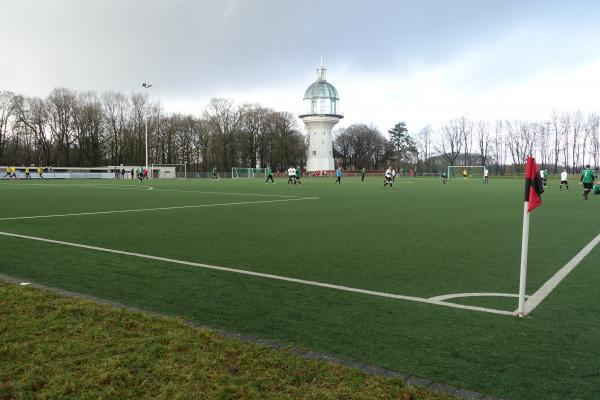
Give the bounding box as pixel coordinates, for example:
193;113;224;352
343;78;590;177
334;166;342;184
560;170;569;191
295;166;302;186
540;169;548;187
391;168;396;182
4;166;11;179
265;165;275;184
383;167;393;189
212;167;218;180
441;172;448;184
580;164;596;200
25;167;31;179
361;167;366;181
462;168;468;179
593;182;600;195
37;166;44;179
287;166;294;184
10;167;17;179
483;168;489;184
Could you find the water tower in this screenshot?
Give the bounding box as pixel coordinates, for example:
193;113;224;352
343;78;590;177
299;62;343;172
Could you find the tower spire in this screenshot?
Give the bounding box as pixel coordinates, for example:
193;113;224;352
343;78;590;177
316;57;327;82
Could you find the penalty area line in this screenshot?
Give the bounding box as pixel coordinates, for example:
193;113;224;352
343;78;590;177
0;197;317;221
0;231;513;316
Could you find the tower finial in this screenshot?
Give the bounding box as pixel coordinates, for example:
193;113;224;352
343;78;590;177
316;55;326;81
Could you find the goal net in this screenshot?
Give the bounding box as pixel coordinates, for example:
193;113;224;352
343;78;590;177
231;168;267;179
150;164;187;179
447;166;486;179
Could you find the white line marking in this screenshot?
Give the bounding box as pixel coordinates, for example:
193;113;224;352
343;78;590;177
0;198;317;221
523;233;600;315
149;188;310;198
0;231;514;316
428;292;528;302
0;183;154;191
79;184;154;191
0;183;308;199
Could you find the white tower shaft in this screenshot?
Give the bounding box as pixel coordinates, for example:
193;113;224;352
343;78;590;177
304;116;338;172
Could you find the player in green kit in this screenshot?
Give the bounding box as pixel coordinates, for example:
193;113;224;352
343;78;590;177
580;164;596;200
295;166;302;186
265;165;275;184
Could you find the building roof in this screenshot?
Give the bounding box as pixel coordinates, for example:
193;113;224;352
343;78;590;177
303;80;339;100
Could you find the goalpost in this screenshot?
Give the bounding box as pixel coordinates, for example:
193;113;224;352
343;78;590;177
231;168;267;179
150;164;187;179
447;165;486;179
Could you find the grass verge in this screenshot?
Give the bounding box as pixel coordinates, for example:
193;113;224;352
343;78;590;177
0;281;456;400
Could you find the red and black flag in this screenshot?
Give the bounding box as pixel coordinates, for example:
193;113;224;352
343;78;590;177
525;156;544;212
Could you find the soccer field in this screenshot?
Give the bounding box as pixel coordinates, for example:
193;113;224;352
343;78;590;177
1;176;599;399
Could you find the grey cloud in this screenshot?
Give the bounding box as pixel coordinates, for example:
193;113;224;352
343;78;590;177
1;0;600;103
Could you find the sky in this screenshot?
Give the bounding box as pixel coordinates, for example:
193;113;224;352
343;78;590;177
2;0;600;134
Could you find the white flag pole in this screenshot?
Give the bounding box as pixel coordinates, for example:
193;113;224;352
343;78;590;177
517;201;530;317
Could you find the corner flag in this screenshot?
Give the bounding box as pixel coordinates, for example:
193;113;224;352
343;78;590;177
518;156;544;317
525;157;544;212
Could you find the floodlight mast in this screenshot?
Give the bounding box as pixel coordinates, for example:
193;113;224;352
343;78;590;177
142;83;153;176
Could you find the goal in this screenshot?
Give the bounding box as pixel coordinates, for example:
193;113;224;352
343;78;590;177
231;168;267;179
150;164;187;179
447;166;486;179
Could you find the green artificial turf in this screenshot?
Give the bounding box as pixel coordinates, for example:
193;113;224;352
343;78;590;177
0;176;598;399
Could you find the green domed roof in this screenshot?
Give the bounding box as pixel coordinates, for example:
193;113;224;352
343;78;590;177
303;81;339;100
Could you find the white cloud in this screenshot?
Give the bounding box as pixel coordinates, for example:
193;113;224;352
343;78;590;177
161;56;600;138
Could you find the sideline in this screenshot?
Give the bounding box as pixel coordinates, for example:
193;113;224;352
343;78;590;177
522;233;600;315
0;197;317;221
0;231;513;316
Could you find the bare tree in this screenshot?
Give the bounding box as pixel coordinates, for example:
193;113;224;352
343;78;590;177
436;118;465;166
560;112;571;172
47;88;77;166
238;103;269;167
102;91;130;165
550;111;562;173
204;98;242;170
415;125;433;172
586;113;600;168
0;91;16;163
536;121;551;171
333;128;353;169
475;121;491;166
72;91;104;166
570;111;583;171
505;120;537;172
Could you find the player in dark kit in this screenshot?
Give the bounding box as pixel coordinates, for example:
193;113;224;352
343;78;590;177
580;164;596;200
265;166;275;184
295;167;302;186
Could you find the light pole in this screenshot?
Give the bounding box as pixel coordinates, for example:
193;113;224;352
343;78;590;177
142;82;152;177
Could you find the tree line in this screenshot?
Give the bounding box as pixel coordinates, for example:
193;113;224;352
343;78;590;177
335;113;600;174
0;89;305;172
1;88;598;173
